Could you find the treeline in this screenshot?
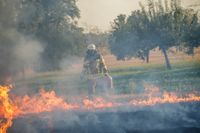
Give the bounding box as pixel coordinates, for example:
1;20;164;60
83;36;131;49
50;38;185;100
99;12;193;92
0;0;86;83
109;0;200;69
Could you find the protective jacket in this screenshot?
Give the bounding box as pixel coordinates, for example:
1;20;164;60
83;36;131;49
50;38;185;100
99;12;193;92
82;50;108;76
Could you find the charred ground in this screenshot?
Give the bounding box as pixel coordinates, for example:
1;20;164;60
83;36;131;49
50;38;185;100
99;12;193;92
8;102;200;133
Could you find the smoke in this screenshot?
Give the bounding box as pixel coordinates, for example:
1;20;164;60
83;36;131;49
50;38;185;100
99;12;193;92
3;30;46;96
51;56;82;95
14;36;43;65
8;102;200;133
13;34;44;76
0;28;44;85
59;56;82;72
0;0;45;84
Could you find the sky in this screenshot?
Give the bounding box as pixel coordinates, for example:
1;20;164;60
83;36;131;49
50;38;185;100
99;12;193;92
77;0;200;32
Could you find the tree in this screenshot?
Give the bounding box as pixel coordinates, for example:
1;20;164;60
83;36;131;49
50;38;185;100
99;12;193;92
0;0;85;84
180;10;200;55
84;31;110;54
109;0;199;69
17;0;85;71
109;14;138;60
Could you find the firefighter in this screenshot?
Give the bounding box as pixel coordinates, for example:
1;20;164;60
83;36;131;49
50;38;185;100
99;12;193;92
81;44;113;99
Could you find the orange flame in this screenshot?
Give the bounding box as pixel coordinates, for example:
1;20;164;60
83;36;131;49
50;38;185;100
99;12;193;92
1;84;200;133
83;97;115;109
13;89;79;116
129;84;200;106
129;91;200;106
0;86;15;133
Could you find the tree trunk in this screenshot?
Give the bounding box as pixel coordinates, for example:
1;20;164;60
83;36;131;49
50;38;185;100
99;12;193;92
146;50;149;63
162;47;172;69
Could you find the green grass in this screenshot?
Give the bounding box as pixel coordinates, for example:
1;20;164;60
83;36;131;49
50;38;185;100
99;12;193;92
111;60;200;94
14;60;200;95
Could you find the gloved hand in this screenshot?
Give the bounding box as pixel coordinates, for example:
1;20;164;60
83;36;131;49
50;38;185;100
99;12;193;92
103;67;109;76
103;67;108;73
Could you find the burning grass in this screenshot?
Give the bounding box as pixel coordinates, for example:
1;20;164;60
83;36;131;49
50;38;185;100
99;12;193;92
0;86;15;133
1;56;200;133
0;49;199;133
7;101;200;133
1;84;200;133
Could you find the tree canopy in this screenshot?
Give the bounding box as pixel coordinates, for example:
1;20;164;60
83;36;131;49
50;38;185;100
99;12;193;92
109;0;200;69
0;0;85;83
17;0;85;71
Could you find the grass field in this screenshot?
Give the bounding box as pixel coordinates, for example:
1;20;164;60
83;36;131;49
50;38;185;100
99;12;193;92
12;48;200;96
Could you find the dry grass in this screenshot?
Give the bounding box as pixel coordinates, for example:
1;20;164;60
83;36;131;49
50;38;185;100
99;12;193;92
104;47;200;69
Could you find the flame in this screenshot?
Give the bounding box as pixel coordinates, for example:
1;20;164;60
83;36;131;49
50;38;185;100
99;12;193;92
1;84;200;133
129;84;200;106
83;97;115;109
0;86;15;133
129;91;200;106
13;89;79;116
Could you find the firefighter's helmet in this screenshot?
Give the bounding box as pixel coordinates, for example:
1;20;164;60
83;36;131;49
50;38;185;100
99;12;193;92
87;44;96;50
